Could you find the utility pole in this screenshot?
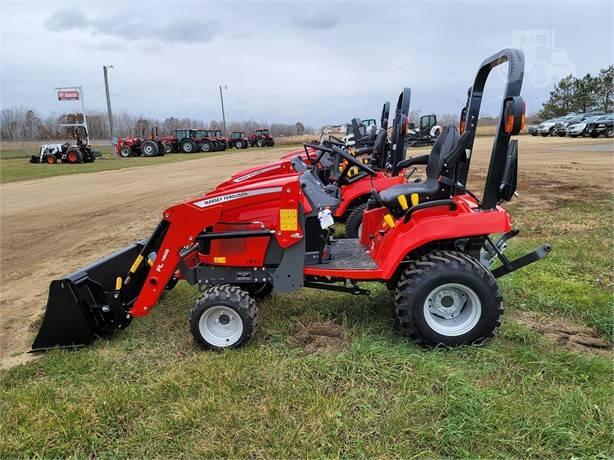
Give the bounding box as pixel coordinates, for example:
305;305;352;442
103;65;115;156
219;84;227;136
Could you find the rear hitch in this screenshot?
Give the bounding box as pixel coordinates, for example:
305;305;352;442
485;230;551;278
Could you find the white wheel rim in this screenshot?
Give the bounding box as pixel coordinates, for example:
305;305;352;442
184;143;192;152
423;283;481;336
202;143;210;151
199;305;244;347
121;150;130;157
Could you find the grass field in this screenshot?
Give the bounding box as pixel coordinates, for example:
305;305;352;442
1;197;612;457
0;145;303;183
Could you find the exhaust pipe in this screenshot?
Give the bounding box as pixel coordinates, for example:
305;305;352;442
31;242;146;351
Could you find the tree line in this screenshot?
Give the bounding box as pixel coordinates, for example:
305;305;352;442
0;107;316;142
538;66;613;120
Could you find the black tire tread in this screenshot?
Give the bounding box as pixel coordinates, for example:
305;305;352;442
395;250;503;346
190;284;258;349
344;202;368;238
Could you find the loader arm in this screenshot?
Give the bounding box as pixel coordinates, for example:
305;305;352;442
126;204;222;317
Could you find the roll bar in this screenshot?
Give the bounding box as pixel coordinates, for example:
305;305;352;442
457;48;525;209
381;101;391;131
390;87;411;176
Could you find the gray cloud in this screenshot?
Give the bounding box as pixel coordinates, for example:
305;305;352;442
291;11;340;30
44;8;218;44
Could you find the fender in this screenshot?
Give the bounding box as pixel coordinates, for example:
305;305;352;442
371;195;513;279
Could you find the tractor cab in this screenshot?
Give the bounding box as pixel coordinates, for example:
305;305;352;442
406;114;441;147
229;131;248;149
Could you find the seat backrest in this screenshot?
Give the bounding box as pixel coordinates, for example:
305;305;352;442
425;125;459;179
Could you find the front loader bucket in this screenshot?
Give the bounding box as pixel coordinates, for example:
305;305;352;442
31;242;146;351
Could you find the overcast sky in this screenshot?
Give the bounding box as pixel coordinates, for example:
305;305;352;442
1;0;612;127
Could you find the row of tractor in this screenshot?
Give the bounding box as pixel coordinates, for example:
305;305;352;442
116;128;275;157
33;48;550;354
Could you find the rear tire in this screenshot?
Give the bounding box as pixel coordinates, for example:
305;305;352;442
606;128;613;138
190;284;258;349
540;133;549;137
65;147;83;164
395;250;503;347
344;203;368;238
142;140;159;157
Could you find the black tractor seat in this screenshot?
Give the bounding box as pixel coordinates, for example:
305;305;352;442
379;126;470;214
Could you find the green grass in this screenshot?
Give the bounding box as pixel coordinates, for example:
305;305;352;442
1;197;612;457
0;145;302;183
500;199;614;339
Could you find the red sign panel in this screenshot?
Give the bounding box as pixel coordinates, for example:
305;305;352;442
57;90;80;101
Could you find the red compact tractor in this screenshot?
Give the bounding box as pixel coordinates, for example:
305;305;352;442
228;131;249;149
32;49;550;353
216;100;401;237
116;135;143;158
249;129;275;147
116;127;170;157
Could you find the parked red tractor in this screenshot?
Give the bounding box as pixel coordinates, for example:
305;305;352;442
205;129;227;151
116;127;169;157
116;135;143;158
249;129;275;147
228;131;249;149
32;49;550;353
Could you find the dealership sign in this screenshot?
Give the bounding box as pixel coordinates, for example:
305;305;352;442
57;89;80;101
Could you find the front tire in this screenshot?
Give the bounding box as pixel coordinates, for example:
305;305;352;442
344;203;368;238
190;285;258;349
256;139;264;147
163;143;174;154
235;140;244;149
395;250;503;347
200;141;212;152
606;128;614;138
120;146;132;158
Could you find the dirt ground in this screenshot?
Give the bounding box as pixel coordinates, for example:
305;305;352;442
1;136;612;368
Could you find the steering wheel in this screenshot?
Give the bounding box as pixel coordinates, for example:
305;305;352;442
329;146;376;184
303;143;332;167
